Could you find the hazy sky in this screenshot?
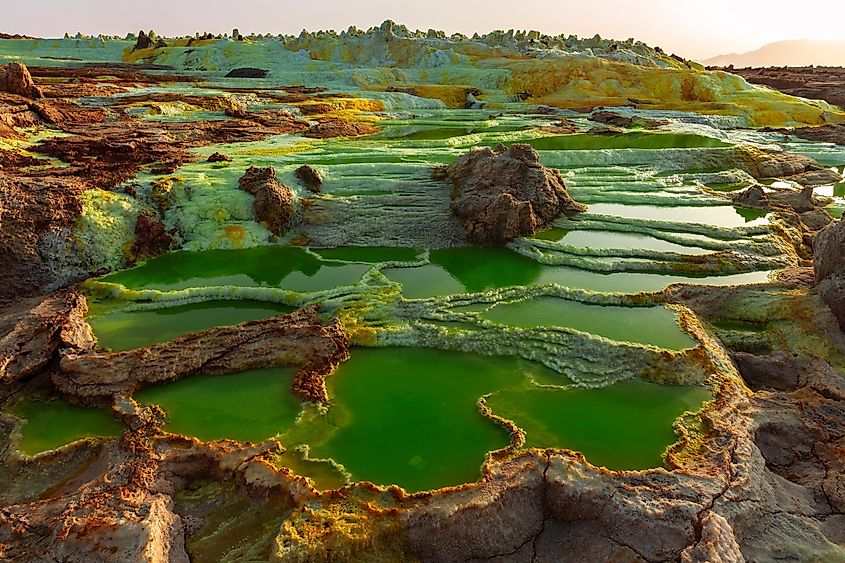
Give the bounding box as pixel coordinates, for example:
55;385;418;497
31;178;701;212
3;0;844;61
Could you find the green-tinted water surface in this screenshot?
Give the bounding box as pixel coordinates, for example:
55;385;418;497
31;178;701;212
89;299;294;352
13;399;123;455
486;380;711;470
525;132;730;151
588;203;768;228
536;229;714;255
482;297;696;350
383;247;771;298
135;368;302;443
310;347;524;492
99;247;369;291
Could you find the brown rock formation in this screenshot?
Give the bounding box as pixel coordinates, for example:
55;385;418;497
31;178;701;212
207;151;232;163
238;166;296;235
538;119;579;134
57;305;349;402
814;219;845;328
304;119;380;139
0;405;300;562
0;289;93;385
733;184;827;214
0;62;43;99
132;30;166;52
589;110;666;129
29;99;106;126
0;174;86;298
294;164;322;193
130;212;173;262
725;66;845;109
224;98;249;118
762;124;845;146
35;118;305;190
0;149;41;169
433;143;586;244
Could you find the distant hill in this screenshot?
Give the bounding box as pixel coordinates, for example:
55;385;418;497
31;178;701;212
703;40;845;68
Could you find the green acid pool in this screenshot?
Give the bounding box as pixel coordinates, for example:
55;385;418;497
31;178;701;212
309;347;709;491
89;299;294;352
481;297;697;350
12;399;123;455
135;368;303;443
98;246;369;291
587;203;769;228
486;380;711;470
524;132;730;151
533;229;714;255
112;346;710;492
383;247;771;298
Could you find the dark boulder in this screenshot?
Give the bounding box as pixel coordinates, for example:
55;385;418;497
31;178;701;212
225;68;269;79
294;165;322;193
433;143;586;245
238;166;295;236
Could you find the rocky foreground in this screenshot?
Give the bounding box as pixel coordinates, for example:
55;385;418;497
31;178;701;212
0;28;845;561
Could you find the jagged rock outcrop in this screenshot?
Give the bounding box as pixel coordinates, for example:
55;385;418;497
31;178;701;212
0;174;86;298
0;289;94;384
238;166;295;235
736;146;841;186
814;219;845;329
733;184;825;214
433;143;586;244
207;151;232;163
132;30;166;52
294;165;322;193
733;184;769;208
0;62;43;99
57;305;349;402
0;405;301;562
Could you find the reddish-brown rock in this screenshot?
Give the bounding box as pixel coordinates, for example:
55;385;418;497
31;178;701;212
726;66;845;109
207;151;232;163
304;119;379;139
433;143;586;244
0;289;94;384
0;62;43;99
0;174;86;298
294;164;322;193
130;211;173;262
238;166;295;235
57;305;349;402
762;124;845;146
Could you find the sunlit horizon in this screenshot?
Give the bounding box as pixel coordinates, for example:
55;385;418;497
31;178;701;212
4;0;845;62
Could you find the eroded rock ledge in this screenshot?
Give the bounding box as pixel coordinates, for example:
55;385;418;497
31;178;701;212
57;304;349;403
434;143;587;245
